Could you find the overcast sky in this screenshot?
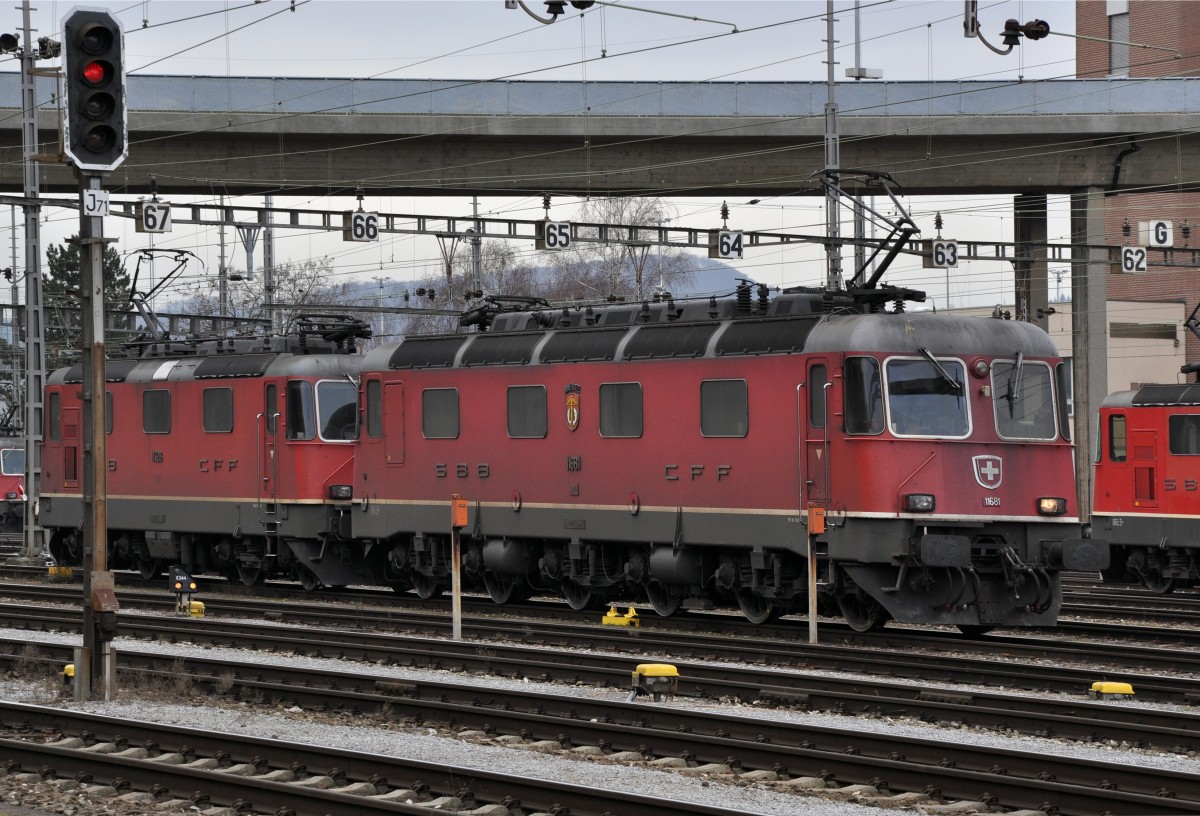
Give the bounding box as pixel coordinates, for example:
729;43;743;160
2;1;1086;315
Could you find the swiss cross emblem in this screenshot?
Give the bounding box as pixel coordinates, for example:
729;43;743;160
972;455;1003;490
565;384;581;432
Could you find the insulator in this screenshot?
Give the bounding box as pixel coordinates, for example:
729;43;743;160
708;296;718;319
934;211;943;231
1122;218;1131;238
736;281;751;313
720;201;729;222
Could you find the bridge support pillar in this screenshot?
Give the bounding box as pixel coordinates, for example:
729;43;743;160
1070;187;1109;521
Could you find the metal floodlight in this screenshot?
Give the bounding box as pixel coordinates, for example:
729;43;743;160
0;33;19;53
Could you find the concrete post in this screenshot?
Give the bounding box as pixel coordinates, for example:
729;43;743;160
1014;193;1050;330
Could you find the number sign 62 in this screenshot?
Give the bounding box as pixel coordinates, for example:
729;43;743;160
1121;246;1147;273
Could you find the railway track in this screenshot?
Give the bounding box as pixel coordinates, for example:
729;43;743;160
1;631;1194;816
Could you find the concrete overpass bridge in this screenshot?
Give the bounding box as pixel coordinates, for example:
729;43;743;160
1;75;1199;197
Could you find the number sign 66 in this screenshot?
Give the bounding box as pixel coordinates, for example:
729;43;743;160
350;212;379;241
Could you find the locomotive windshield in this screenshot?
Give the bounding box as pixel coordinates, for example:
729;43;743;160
1;448;23;476
317;380;359;441
885;357;969;437
991;360;1057;440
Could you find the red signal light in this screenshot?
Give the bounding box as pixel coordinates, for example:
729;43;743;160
83;61;106;85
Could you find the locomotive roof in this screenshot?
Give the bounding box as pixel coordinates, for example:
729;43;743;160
365;297;1060;371
803;312;1060;357
1102;384;1200;408
48;350;362;385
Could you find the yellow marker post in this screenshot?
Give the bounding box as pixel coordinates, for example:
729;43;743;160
807;502;825;645
450;495;468;641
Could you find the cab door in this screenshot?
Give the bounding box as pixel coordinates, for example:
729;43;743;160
1131;428;1158;508
802;360;830;504
258;383;279;513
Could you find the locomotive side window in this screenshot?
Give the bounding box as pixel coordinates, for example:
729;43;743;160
203;388;234;433
106;391;113;435
809;365;827;428
844;358;884;435
1168;415;1200;455
286;381;315;441
143;390;171;434
1055;363;1072;441
422;388;460;439
1;448;24;476
700;379;748;437
885;358;969;438
991;360;1056;441
317;380;359;441
265;385;277;434
599;382;643;438
1109;414;1127;461
507;385;547;438
47;393;60;441
366;380;382;438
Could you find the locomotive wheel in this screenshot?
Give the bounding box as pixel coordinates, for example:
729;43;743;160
484;573;529;605
837;593;889;632
1143;568;1176;595
411;571;444;600
645;581;682;617
560;580;602;611
736;589;782;625
297;566;321;592
956;624;995;637
236;562;265;588
136;556;161;581
49;530;83;567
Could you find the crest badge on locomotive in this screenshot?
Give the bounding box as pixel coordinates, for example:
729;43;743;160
972;455;1003;490
565;384;581;432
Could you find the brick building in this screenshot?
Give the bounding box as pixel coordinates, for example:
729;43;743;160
1077;1;1200;368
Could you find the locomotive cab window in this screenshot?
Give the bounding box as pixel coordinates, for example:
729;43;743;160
106;391;113;435
845;358;884;435
885;356;968;438
991;360;1056;441
203;388;234;433
1109;414;1127;462
422;388;460;439
701;379;748;437
1;448;24;476
286;381;315;441
317;380;358;441
47;392;60;441
809;365;827;428
599;382;643;438
1168;415;1200;455
508;385;547;438
366;380;383;439
143;390;171;434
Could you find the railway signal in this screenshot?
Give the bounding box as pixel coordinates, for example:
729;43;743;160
62;9;127;172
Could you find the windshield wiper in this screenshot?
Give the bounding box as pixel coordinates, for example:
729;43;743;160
918;347;962;393
1006;351;1025;417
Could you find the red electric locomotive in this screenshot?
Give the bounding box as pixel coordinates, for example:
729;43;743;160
39;316;370;587
0;437;24;536
1094;383;1200;592
349;288;1105;631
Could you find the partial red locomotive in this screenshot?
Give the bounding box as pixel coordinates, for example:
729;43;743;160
38;289;1106;632
1094;383;1200;592
0;437;24;536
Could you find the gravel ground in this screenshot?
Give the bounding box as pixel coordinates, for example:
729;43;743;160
1;612;1198;816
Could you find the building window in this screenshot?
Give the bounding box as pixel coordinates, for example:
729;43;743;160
508;385;547;438
700;379;748;437
423;388;460;439
599;382;642;438
203;388;234;433
143;390;171;434
1109;10;1129;76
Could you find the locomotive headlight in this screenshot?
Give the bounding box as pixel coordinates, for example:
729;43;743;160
904;493;936;512
1038;497;1067;515
328;485;353;500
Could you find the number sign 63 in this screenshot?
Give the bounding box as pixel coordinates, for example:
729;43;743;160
931;240;958;268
